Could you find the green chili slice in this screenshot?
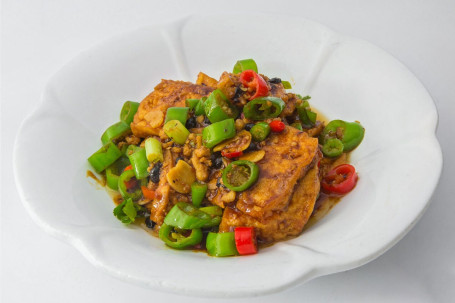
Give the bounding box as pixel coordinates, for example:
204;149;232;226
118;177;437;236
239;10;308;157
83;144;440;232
194;97;207;116
297;100;317;128
127;146;149;179
117;169;146;200
222;160;259;192
159;223;203;249
204;89;239;123
199;205;223;216
164;202;221;229
101;121;131;145
250;122;271;142
281;80;292;89
105;156;130;190
243;97;285;120
322;138;344;157
320;120;365;152
120;101;140;124
233;59;258;74
163;120;190;145
165;107;189;125
206;232;238;257
191;182;208;207
88;141;123;173
186;99;200;110
291;122;303;131
202;118;236;148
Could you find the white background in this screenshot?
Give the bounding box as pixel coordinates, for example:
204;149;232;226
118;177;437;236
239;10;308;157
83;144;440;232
1;0;454;302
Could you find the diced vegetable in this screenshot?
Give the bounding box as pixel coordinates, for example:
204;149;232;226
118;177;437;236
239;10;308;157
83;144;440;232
234;227;258;255
159;223;203;249
233;59;258;74
120;101;140;124
194;97;207;116
163;120;190;145
206;232;238;257
165;107;189;125
164;202;221;229
166;160;196;193
186;99;200;110
321;164;358;195
127;146;149;179
144;137;163;163
240;70;269;100
204;89;239;123
202;118;236;148
243;97;285;120
88;141;123;173
250;122;271;141
322;138;344;158
320;120;365;152
117;169;146;200
281;80;292;89
191;182;208;207
221;150;243;159
222;160;259;192
101;121;131;145
113;198;143;225
269;120;285;133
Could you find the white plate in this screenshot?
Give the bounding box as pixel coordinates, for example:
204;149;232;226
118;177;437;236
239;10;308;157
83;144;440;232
13;14;442;297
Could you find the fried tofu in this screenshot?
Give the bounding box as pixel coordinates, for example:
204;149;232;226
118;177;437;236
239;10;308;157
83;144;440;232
235;127;319;219
219;165;320;243
131;80;214;138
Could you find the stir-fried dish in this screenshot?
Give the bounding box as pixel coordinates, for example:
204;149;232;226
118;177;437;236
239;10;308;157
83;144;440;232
88;59;365;257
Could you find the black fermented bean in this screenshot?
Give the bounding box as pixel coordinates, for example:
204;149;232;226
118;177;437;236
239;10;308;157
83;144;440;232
269;77;282;84
244;123;255;131
145;217;156;229
149;162;162;184
185;116;197;129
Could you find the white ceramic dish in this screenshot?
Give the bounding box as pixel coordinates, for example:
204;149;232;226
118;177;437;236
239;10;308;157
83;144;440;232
14;14;442;297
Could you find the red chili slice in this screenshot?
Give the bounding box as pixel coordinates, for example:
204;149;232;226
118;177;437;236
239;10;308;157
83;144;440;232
141;186;155;200
124;165;132;171
221;150;243;159
269;120;285;133
321;164;358;195
234;227;258;255
240;70;269;100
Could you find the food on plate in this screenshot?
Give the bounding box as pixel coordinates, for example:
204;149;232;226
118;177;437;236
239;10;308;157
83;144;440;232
87;59;365;257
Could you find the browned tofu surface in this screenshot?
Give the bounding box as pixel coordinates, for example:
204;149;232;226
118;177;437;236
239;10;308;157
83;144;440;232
131;80;213;138
235;127;319;219
219;165;320;243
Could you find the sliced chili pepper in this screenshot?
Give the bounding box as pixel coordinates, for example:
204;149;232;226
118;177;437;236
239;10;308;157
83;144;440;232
186;98;200;110
222;160;259;192
206;232;238;257
269;120;285;133
243;97;285;120
159;223;203;250
204;89;239;123
240;70;269;100
250;122;271;141
202;118;236;148
221;150;243;159
101;121;131;145
234;227;258;255
281;80;292;89
290;122;303;131
88;141;123;173
164;202;221;229
126;146;149;179
199;205;223;216
105;156;130;190
194;97;207;116
191;182;208;207
124;164;132;171
297;100;317;128
320;120;365;152
118;169;146;200
322;138;344;158
120;101;140;125
233;59;258;74
321;164;358;195
164;107;189;126
141;186;155;200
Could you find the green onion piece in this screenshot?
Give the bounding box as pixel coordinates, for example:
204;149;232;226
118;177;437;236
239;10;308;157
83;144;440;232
144;137;163;163
113;198;143;224
250;122;271;142
233;59;258;74
88;141;123;173
199;205;223;216
291;122;303;131
202;118;236;148
186;99;200;110
194;97;207;116
281;80;292;89
101;121;131;145
120;101;140;124
206;232;238;257
165;107;189;125
191;182;208;207
127;147;149;179
163;120;190;145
